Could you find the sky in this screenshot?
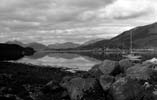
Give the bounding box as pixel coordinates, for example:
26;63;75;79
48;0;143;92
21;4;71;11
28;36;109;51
0;0;157;45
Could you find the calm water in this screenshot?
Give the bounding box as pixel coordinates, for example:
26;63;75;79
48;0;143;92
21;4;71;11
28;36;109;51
17;51;157;71
17;52;102;71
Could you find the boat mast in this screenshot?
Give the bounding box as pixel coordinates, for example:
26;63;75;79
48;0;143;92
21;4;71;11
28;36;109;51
130;30;133;54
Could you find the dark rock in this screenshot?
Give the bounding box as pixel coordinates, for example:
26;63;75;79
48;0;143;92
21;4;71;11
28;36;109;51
99;60;120;76
143;58;157;65
89;60;121;78
110;77;155;100
88;64;104;79
61;77;105;100
126;63;157;81
119;59;133;73
99;75;115;91
153;91;157;99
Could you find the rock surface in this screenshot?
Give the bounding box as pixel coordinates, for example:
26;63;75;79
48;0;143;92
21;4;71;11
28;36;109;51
126;63;157;81
99;60;120;76
1;57;157;100
89;60;121;78
99;75;115;91
60;77;105;100
111;77;155;100
119;59;133;73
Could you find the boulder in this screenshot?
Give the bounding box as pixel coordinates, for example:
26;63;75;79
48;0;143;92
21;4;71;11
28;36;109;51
99;60;120;76
111;77;155;100
89;60;121;78
60;77;105;100
99;75;115;91
88;64;104;79
144;58;157;65
119;59;133;73
126;63;157;81
153;90;157;99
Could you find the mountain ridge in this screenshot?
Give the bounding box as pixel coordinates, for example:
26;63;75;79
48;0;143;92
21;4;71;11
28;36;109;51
78;22;157;49
48;42;80;49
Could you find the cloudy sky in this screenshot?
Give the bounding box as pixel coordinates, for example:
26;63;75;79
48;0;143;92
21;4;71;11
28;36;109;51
0;0;156;45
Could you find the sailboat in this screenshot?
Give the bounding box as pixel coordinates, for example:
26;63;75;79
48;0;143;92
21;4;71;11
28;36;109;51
123;28;142;61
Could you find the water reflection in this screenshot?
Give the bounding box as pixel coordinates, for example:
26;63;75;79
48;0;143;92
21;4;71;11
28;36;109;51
17;51;157;71
17;52;102;71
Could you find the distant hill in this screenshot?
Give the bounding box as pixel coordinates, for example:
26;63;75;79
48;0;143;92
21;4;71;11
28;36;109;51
48;42;80;49
78;22;157;49
6;40;26;47
27;42;47;51
6;41;47;51
81;38;105;46
78;39;110;49
0;43;35;61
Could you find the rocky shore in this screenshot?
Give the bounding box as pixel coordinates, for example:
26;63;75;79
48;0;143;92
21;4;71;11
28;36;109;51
0;58;157;100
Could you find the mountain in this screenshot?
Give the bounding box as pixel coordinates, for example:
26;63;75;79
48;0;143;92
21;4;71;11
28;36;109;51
6;40;26;47
109;22;157;49
82;38;105;46
78;39;110;49
6;41;47;51
26;42;47;51
48;42;80;49
78;22;157;49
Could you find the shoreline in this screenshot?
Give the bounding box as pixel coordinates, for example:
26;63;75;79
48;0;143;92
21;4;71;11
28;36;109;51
0;61;75;84
0;58;157;100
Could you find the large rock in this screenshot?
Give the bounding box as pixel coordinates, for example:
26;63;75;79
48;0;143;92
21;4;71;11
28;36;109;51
111;77;155;100
88;64;104;78
60;77;105;100
89;60;121;78
99;60;120;76
119;59;133;73
99;75;115;91
126;63;157;81
143;58;157;65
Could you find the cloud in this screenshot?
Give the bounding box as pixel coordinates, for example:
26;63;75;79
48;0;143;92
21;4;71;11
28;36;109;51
0;0;156;44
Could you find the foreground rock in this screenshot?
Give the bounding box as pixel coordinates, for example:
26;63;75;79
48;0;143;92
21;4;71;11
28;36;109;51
119;59;133;73
110;77;155;100
99;75;115;91
143;58;157;65
60;77;106;100
89;60;121;78
126;63;157;81
1;57;157;100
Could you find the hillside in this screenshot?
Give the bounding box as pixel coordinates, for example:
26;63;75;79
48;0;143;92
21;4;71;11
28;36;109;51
6;40;26;47
48;42;80;49
78;22;157;49
6;41;47;51
27;42;47;51
82;38;105;46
